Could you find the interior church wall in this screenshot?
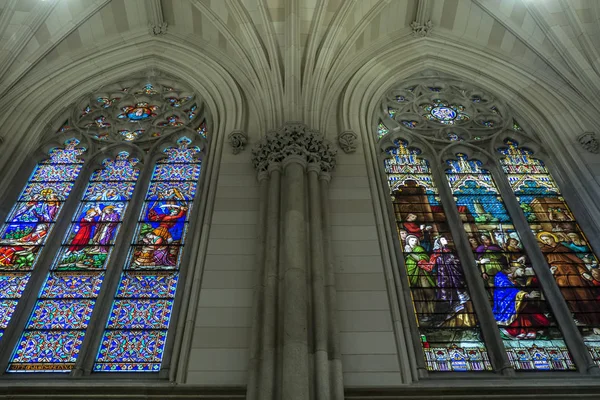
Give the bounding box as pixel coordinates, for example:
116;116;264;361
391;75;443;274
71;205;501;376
185;145;258;385
331;146;404;387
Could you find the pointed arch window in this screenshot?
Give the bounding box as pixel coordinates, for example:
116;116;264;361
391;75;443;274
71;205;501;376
385;140;491;372
0;139;84;340
446;153;573;370
378;79;600;375
0;76;209;377
498;139;600;366
94;137;201;372
7;152;140;373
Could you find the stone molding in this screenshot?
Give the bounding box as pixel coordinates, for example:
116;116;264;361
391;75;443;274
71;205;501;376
251;122;336;173
338;130;358;153
227;130;248;154
578;132;599;154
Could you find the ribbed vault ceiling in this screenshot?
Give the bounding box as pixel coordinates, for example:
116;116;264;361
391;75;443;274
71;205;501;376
0;0;599;128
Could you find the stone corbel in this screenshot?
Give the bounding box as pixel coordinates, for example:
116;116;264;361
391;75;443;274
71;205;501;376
228;130;248;154
338;131;358;153
411;20;432;37
578;132;599;154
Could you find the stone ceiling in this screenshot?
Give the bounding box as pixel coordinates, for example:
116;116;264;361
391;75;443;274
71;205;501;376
0;0;598;128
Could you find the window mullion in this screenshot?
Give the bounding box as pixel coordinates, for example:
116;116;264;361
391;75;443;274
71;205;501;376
0;152;91;374
487;160;598;374
429;158;514;375
72;156;157;377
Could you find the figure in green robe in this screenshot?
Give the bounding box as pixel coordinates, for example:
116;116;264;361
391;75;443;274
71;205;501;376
404;235;436;324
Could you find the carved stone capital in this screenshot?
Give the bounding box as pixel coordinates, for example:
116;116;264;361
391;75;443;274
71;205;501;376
411;20;432;37
338;131;358;153
251;122;336;174
228;130;248;154
578;132;599;154
150;21;168;35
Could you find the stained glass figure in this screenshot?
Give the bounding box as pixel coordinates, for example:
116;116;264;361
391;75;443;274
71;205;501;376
385;140;491;372
94;137;201;372
0;140;84;342
422;100;470;125
446;153;574;370
499;139;600;366
7;152;140;373
117;103;158;122
118;130;144;142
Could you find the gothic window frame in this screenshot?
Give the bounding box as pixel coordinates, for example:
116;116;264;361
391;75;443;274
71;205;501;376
0;76;211;379
375;78;600;377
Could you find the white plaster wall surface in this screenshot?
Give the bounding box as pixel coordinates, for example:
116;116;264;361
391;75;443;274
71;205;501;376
331;147;402;387
186;147;258;385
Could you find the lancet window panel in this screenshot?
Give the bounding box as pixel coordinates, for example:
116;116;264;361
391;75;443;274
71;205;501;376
0;139;85;342
385;140;491;372
7;152;140;373
498;139;600;367
94;137;201;373
445;153;574;371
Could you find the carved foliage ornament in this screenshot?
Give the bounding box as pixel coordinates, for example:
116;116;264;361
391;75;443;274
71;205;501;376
251;123;336;173
338;131;358;153
578;132;599;154
228;130;248;154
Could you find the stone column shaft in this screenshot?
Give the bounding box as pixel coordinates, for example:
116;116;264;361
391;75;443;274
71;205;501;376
259;166;282;398
308;165;330;400
320;174;344;399
249;122;339;400
281;157;310;400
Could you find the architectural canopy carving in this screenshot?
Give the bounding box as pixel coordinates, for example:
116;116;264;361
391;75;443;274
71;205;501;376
251;122;336;173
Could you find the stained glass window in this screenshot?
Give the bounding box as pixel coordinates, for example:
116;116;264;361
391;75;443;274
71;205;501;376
446;153;574;370
94;137;201;372
499;139;600;366
7;152;140;373
0;139;84;341
421;100;470;125
385;140;491;372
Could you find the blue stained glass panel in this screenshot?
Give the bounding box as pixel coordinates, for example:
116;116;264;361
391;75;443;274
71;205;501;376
106;299;173;329
8;330;85;372
40;272;103;298
116;272;178;298
26;299;94;329
0;300;19;328
94;330;167;372
0;274;30;298
446;152;575;371
0;141;84;345
8;152;139;373
95;137;201;372
499;139;600;368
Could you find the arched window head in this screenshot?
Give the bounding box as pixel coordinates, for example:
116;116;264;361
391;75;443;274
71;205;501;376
0;139;85;340
385;140;491;372
498;139;600;367
445;153;573;371
59;77;208;145
7;151;140;373
94;136;202;372
377;80;524;143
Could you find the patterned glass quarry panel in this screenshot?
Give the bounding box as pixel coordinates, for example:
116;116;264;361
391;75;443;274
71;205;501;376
7;152;140;373
446;153;574;371
94;137;201;372
499;139;600;366
0;140;84;340
385;140;491;372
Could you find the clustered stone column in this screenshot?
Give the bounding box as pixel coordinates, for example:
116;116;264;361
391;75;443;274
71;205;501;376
247;123;343;400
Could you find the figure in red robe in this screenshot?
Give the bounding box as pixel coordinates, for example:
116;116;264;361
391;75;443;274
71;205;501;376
67;208;98;253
